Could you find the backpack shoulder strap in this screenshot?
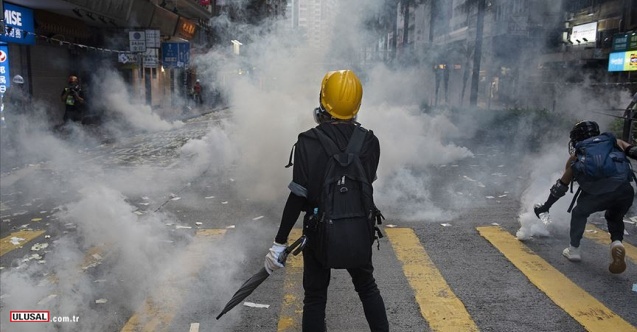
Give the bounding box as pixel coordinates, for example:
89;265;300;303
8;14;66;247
345;126;367;155
311;128;340;156
567;187;582;213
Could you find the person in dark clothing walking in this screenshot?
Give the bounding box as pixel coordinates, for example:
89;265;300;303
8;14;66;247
60;75;85;123
264;70;389;331
534;120;635;274
193;79;203;105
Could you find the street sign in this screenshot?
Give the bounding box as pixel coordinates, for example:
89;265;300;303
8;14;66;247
0;3;35;45
145;29;160;49
161;42;190;68
129;31;146;52
144;48;158;68
118;53;138;64
0;45;10;93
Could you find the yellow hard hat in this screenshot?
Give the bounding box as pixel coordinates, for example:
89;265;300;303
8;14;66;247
319;70;363;120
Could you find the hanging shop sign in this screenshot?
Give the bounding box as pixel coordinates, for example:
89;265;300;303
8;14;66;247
608;51;637;72
570;22;597;44
0;3;35;45
175;17;196;40
0;45;11;93
612;33;637;52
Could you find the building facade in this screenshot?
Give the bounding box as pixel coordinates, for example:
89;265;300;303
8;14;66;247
0;0;215;124
373;0;637;110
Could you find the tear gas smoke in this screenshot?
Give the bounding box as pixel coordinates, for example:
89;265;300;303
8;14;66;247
1;0;635;330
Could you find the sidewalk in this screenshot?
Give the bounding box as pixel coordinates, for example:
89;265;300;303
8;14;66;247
0;105;231;177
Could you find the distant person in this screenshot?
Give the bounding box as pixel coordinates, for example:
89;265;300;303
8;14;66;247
1;75;30;145
60;75;85;124
193;79;203;106
534;121;635;274
264;70;389;331
4;75;30;113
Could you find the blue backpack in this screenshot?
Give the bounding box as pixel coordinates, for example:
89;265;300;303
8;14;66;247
570;132;633;195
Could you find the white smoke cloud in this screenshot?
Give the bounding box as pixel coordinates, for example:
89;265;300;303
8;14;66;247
3;1;635;331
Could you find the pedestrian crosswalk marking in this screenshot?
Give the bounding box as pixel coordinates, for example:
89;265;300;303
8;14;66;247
478;225;637;332
385;227;479;331
121;229;226;332
0;230;45;256
277;228;304;332
584;224;637;264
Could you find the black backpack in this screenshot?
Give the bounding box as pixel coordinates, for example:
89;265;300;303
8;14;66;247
309;125;383;269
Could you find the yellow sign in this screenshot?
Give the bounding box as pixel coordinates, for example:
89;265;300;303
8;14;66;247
176;17;196;40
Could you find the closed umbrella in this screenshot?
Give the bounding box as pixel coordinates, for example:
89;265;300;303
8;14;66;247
216;235;307;320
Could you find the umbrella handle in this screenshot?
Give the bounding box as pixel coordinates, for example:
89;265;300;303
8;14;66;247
278;235;307;264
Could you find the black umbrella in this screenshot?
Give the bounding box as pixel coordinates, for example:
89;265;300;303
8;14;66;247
216;235;307;320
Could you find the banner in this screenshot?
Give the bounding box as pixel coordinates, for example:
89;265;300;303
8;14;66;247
0;3;35;45
608;51;637;72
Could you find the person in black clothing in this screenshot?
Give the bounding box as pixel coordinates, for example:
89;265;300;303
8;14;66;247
60;75;85;123
264;70;389;331
534;121;634;274
3;75;30;126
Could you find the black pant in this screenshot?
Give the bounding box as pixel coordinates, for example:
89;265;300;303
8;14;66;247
570;181;634;247
63;106;83;123
302;243;389;332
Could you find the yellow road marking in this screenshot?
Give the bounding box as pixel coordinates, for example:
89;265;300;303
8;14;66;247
121;229;226;332
385;228;479;332
478;226;637;332
277;228;304;332
584;224;637;264
0;230;45;256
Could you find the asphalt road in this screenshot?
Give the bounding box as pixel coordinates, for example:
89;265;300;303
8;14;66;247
0;110;635;332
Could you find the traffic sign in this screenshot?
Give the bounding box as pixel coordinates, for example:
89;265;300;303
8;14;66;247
161;42;190;68
129;31;146;52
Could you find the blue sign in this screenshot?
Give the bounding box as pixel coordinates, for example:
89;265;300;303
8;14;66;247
161;42;190;68
0;45;10;93
608;52;626;72
0;3;35;45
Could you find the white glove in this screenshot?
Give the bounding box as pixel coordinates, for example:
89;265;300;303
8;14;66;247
264;242;287;274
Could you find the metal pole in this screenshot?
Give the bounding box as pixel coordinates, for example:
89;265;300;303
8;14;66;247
145;67;151;106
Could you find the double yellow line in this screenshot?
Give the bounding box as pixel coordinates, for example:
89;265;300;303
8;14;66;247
478;225;637;332
0;230;46;257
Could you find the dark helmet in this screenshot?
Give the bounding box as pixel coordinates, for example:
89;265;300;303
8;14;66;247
570;121;600;143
